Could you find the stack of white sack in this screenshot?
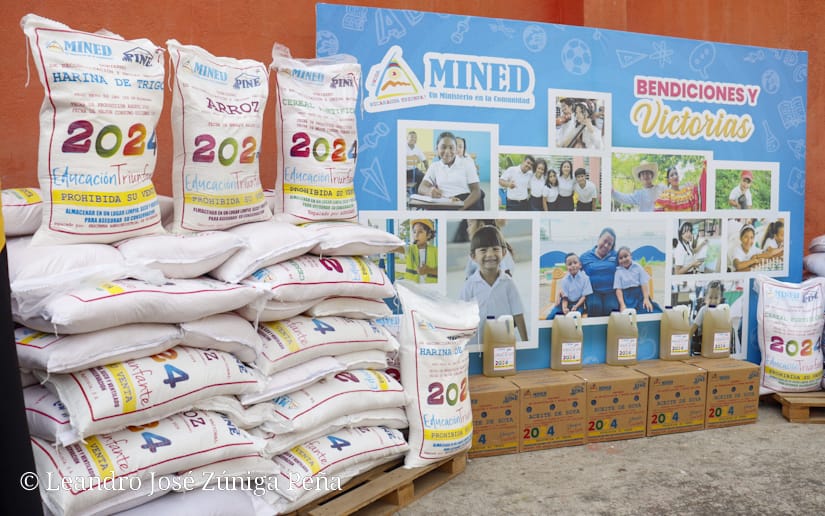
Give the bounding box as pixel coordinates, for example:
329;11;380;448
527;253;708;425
7;226;268;418
16;309;272;516
197;221;412;514
30;407;269;516
10;219;410;515
193;370;409;513
14;13;281;513
6;227;269;515
9;16;414;511
232;221;402;322
113;426;409;516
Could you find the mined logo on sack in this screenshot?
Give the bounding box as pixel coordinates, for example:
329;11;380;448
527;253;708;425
283;68;326;84
47;39;113;58
763;284;819;303
181;58;228;84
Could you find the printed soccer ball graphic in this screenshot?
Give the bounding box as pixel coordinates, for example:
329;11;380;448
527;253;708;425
561;39;592;75
522;25;547;53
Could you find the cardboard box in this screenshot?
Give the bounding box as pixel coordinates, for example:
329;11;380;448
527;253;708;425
573;364;648;443
682;357;760;428
468;375;519;458
632;360;707;436
510;370;586;452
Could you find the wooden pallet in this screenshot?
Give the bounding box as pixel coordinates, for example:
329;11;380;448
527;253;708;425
771;391;825;423
292;452;467;516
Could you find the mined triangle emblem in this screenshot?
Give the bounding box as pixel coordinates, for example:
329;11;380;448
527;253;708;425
364;45;428;112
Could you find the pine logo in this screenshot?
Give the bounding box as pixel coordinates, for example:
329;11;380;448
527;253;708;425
364;45;427;112
233;72;261;89
122;47;155;67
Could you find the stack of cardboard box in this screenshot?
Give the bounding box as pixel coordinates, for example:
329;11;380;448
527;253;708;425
468;358;759;458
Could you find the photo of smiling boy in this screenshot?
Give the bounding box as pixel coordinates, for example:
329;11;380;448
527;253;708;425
715;166;773;211
542;252;592;320
573;167;598;211
460;225;528;344
729;170;753;209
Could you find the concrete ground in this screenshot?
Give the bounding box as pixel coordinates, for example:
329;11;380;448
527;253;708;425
399;398;825;515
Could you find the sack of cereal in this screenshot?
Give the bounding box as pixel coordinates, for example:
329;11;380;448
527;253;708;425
270;44;360;223
756;276;825;394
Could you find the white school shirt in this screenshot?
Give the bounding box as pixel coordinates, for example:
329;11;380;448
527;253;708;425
544;185;559;203
460;269;525;344
673;241;696;272
611;184;665;212
421;158;480;198
500;165;531;201
406;144;426;166
574;180;598;203
529;175;547;199
763;238;780;250
558;175;575;198
732;244;759;269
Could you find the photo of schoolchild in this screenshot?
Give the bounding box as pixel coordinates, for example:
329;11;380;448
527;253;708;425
541;252;592;320
529;158;551;211
715;168;772;210
404;130;428;195
672;218;722;274
401;219;438;283
573;167;599;211
399;124;494;211
498;152;601;212
610;152;707;212
498;154;535;211
463;219;516;278
538;217;666;321
669;278;747;358
727;217;786;272
446;219;532;345
614;246;661;313
553;95;607;150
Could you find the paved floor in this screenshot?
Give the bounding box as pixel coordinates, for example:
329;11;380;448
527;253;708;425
399;398;825;515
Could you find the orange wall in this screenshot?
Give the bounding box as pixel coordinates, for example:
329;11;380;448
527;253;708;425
583;0;822;251
0;0;576;195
